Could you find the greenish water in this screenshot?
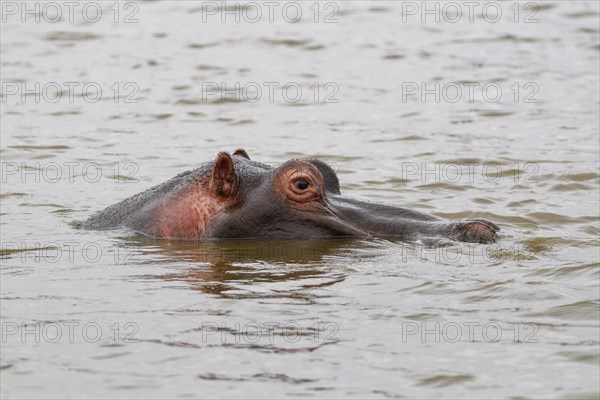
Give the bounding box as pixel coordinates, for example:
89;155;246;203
1;1;599;398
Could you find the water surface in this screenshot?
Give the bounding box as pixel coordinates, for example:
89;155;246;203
1;1;599;398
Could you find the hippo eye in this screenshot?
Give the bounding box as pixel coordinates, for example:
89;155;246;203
294;178;310;191
283;169;322;203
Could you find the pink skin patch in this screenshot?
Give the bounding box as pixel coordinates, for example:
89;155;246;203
155;182;228;239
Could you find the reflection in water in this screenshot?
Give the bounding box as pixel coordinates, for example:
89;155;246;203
118;237;349;360
126;237;356;297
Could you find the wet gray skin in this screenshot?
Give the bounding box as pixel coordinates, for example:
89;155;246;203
82;151;499;244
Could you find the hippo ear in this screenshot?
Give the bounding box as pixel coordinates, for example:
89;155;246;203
308;159;341;195
233;148;250;159
211;152;238;198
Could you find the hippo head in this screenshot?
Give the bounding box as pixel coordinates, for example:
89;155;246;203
83;149;499;244
201;150;498;243
204;150;363;238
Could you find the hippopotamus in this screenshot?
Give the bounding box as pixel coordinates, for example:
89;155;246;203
82;150;499;244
